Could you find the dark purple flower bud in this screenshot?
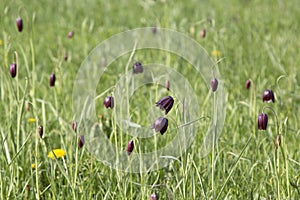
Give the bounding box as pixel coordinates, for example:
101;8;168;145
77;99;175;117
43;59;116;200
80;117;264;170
165;80;170;91
126;140;134;155
103;96;114;109
25;100;30;111
133;62;143;74
210;78;218;92
16;17;23;32
68;31;74;38
64;53;68;61
10;63;17;78
155;96;174;115
150;191;159;200
263;89;275;103
152;117;168;135
50;73;56;87
274;134;281;149
258;112;268;130
245;79;251;90
152;26;157;34
38;125;43;138
78;135;85;148
200;28;206;38
71;121;77;132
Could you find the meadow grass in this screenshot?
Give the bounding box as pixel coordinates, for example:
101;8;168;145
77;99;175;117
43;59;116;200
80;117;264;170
1;0;300;199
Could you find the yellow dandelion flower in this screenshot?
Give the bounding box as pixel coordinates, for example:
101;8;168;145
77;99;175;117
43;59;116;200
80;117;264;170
211;50;222;57
28;118;36;123
31;164;35;169
48;149;66;159
0;39;3;46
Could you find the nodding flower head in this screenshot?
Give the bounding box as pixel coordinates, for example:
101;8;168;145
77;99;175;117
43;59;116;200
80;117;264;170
10;63;17;78
16;17;23;32
38;125;43;138
126;140;134;155
133;62;144;74
263;89;275;103
71;121;77;132
245;79;251;90
50;73;56;87
201;28;206;38
155;96;174;115
78;135;85;148
210;78;218;92
68;31;74;38
103;96;114;109
150;191;159;200
165;80;170;91
152;117;168;135
258;112;268;130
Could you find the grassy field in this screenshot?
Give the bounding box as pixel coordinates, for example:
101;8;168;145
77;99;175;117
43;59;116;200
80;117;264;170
1;0;300;199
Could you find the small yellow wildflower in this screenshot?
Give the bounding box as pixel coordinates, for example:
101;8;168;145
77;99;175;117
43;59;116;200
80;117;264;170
31;164;35;169
211;50;222;57
28;118;36;123
48;149;66;159
0;39;3;46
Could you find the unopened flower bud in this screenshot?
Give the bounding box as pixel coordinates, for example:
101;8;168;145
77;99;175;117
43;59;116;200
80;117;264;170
71;121;77;132
16;17;23;32
126;140;134;155
10;63;17;78
38;125;43;138
200;28;206;38
165;80;170;91
78;135;85;148
50;73;56;87
150;191;159;200
68;31;74;38
103;96;114;109
210;78;218;92
245;79;251;90
258;112;268;130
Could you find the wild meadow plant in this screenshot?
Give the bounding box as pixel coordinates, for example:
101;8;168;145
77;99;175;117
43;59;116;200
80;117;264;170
1;1;299;199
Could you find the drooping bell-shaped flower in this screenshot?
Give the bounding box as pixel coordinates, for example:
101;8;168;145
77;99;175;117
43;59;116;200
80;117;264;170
103;96;114;109
16;17;23;32
126;140;134;155
152;117;168;135
10;63;17;78
263;89;275;103
210;78;218;92
50;73;56;87
258;112;268;130
78;135;85;148
245;79;251;90
133;62;144;74
155;96;174;115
